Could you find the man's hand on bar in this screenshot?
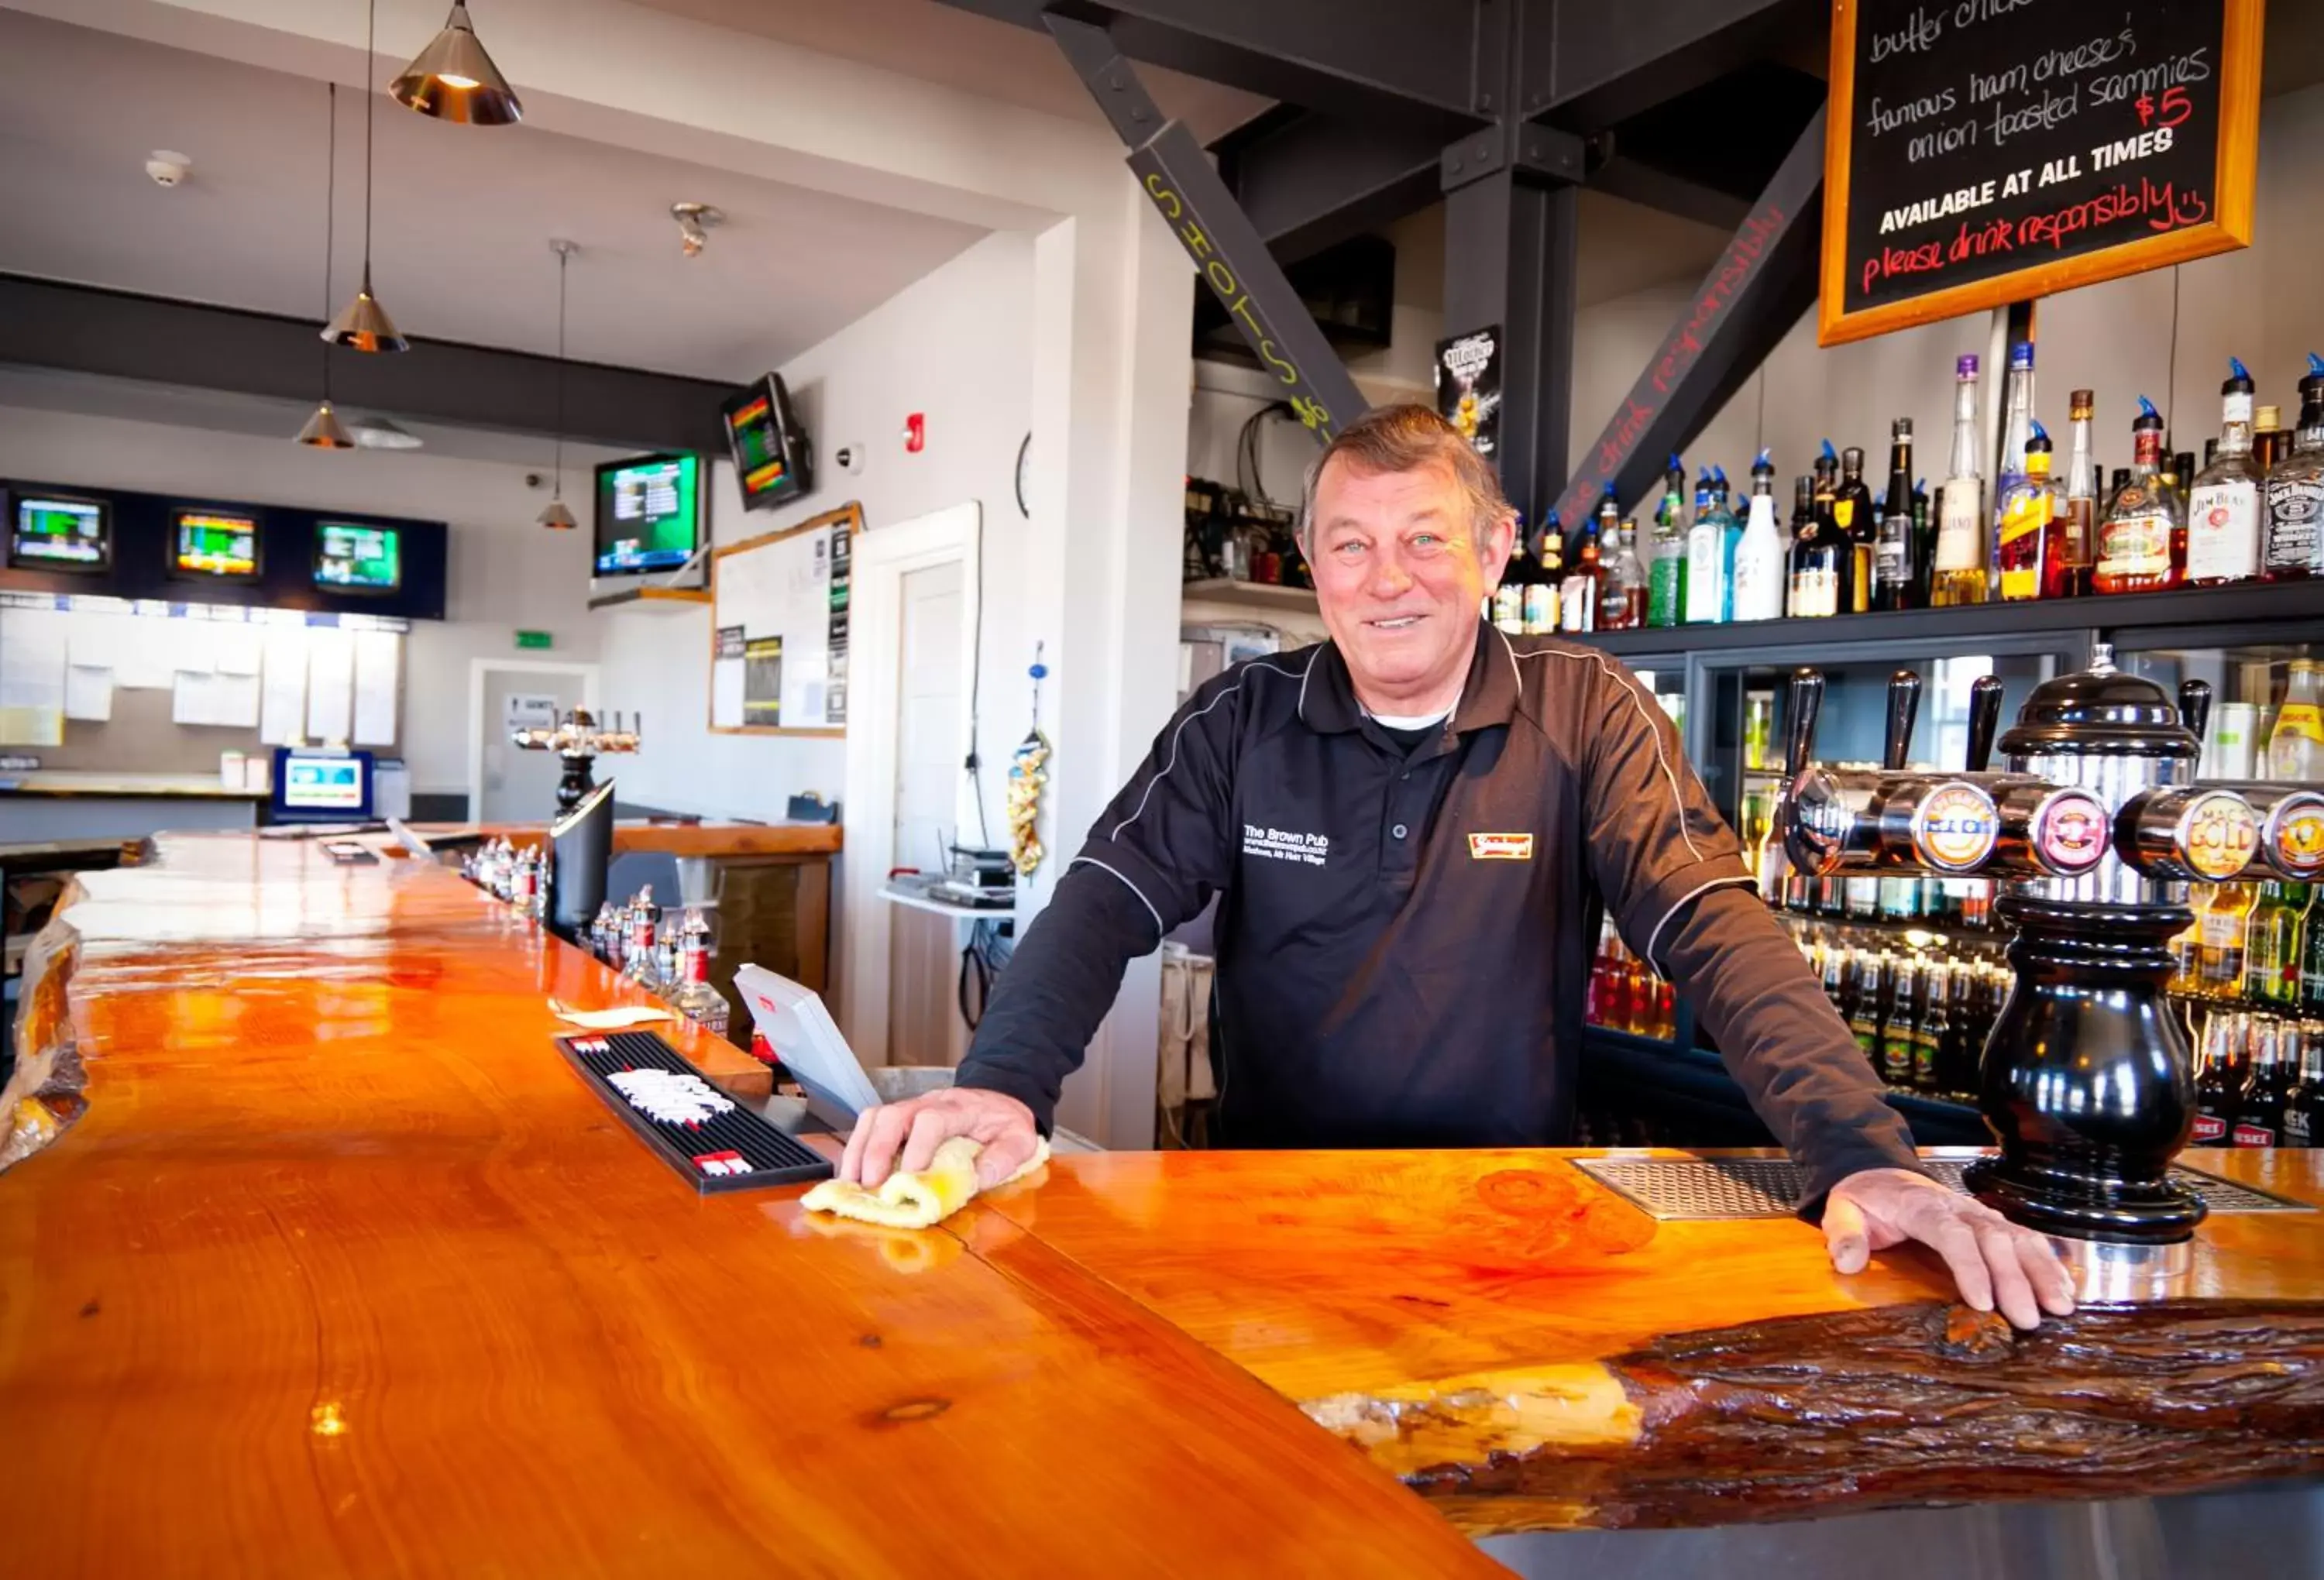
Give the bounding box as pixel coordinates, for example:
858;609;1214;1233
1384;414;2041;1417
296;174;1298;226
1823;1168;2078;1330
839;1087;1040;1190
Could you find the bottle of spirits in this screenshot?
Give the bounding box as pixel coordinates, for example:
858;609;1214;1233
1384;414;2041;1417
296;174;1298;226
1590;483;1628;628
2247;882;2308;1007
1996;420;2059;601
1647;456;1687;628
2199;878;2257;998
1909;476;1934;606
2255;404;2288;472
1560;510;1600;633
1491;507;1531;635
1931;356;1989;605
2187;357;2264;586
2169;450;2197;520
590;902;619;963
669;906;731;1039
1786;474;1813;617
1716;467;1745;622
2095;397;2183;593
1684;468;1728;624
2045;390;2098;599
625;885;660;986
1604;515;1647;630
1731;451;1787;622
1872;421;1916;610
1992;341;2037;591
2263;357;2324;582
2270;659;2324;779
1789;458;1845;619
1525;511;1564;635
1835;445;1875;613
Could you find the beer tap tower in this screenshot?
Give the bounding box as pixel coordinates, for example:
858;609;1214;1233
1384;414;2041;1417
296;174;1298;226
1781;645;2324;1278
511;709;641;812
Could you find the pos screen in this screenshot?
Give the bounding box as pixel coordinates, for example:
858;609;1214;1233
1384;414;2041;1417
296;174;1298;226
272;749;375;822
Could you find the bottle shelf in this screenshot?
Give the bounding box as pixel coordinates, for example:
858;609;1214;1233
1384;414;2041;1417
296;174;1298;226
1569;577;2321;658
1179;578;1318;613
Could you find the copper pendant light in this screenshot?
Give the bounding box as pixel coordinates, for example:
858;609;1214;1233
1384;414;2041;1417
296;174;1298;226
298;83;356;449
394;3;523;125
538;239;579;529
325;0;409;352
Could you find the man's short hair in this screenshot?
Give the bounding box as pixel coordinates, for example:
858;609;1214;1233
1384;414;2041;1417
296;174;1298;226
1295;403;1514;555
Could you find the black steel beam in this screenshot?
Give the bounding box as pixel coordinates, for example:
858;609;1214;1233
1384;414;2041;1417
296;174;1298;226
943;0;1487;122
0;275;731;454
1586;149;1752;231
1550;104;1824;529
1537;0;1816;128
1046;13;1367;443
1215;108;1449;266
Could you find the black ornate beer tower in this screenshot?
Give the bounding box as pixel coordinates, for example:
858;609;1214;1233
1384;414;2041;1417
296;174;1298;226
511;709;640;812
1781;647;2324;1282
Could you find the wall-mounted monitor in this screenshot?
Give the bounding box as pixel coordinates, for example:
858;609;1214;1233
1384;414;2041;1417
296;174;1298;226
593;452;703;576
315;520;402;592
271;747;375;822
8;492;112;573
172;508;263;580
720;373;814;513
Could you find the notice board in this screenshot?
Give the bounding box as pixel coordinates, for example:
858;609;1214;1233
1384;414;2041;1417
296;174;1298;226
1820;0;2261;345
706;501;858;737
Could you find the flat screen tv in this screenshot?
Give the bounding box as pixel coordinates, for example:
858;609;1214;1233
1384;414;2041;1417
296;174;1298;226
9;491;112;572
720;373;813;512
172;507;263;580
315;520;402;592
593;452;703;576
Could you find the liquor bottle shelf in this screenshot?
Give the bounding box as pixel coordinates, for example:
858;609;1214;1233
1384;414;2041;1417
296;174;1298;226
1570;577;2322;658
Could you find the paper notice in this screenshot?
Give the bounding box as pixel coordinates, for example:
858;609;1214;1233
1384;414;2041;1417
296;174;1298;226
64;665;112;722
306;626;354;743
0;608;69;720
351;629;400;746
213;624;265;676
260;627;309;747
112;615;176;689
712;654;745;730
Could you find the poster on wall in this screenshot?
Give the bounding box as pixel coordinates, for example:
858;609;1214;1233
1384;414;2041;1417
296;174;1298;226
711;626;746;730
1820;0;2260;345
1434;327;1502;460
742;636;784;727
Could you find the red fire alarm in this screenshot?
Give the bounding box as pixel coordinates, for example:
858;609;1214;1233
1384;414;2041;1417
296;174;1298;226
903;412;927;453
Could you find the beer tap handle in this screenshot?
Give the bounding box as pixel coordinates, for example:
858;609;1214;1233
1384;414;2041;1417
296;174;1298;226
1785;668;1825;774
1965;675;2005;773
1884;669;1923;771
2178;678;2212;747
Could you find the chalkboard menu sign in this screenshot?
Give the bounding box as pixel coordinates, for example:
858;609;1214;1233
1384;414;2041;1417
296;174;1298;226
1820;0;2262;345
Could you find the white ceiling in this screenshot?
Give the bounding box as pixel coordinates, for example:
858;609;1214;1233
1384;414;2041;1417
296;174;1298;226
627;0;1271;144
0;7;989;383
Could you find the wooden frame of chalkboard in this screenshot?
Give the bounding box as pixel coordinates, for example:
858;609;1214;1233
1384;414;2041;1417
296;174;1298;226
704;500;861;739
1820;0;2263;346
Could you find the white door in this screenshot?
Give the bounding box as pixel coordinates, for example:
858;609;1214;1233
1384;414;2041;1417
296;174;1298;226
479;669;586;823
888;559;968;1066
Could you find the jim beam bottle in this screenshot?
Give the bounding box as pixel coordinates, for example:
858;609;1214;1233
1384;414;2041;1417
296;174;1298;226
2186;357;2264;586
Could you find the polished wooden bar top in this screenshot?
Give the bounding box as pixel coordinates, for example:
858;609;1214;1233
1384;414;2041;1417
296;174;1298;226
418;819;843;858
7;836;2322;1565
0;836;1489;1577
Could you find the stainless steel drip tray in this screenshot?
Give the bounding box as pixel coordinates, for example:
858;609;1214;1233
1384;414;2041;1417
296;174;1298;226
1569;1154;2315;1220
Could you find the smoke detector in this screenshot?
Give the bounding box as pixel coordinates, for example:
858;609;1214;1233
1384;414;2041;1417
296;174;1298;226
146;149;192;187
671;201;725;257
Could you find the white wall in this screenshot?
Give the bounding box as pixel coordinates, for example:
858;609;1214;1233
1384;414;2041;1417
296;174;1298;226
0;404;607;800
600;229;1037;830
1578;81;2324;517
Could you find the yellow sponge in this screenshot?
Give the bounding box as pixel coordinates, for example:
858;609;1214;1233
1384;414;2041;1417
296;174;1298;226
802;1135;1050;1229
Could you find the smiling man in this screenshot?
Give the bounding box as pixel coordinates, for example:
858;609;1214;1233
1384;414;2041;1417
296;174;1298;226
844;403;2075;1330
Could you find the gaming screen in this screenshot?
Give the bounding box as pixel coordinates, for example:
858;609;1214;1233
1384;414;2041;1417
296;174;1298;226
593;453;702;575
174;510;262;579
315;520;402;592
9;494;111;572
721;374;810;513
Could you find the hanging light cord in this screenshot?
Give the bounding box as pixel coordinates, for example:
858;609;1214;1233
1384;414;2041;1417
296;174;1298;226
552;248;569;500
321;82;338;398
364;0;378;287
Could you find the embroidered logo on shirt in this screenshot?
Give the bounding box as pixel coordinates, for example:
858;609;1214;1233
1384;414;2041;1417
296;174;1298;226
1243;824;1329;866
1468;833;1535;860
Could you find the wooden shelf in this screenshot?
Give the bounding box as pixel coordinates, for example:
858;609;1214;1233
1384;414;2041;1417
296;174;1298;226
1180;578;1318;613
1571;578;2323;658
588;586;710;613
